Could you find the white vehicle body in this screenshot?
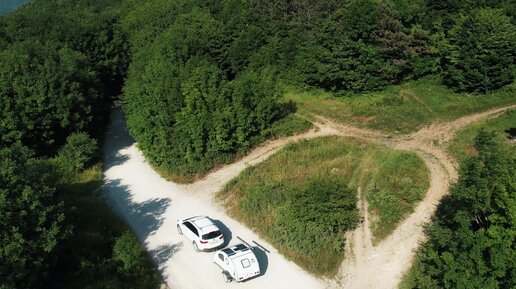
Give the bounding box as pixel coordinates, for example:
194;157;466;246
177;216;224;251
213;241;261;283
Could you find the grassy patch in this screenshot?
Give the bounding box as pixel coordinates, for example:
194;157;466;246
158;114;313;184
398;260;422;289
447;110;515;164
219;137;428;276
260;114;314;139
48;164;161;289
285;77;516;134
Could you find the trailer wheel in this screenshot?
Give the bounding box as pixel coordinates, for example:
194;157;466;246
222;271;232;283
177;225;182;235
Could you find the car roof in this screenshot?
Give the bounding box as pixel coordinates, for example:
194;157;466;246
186;216;218;233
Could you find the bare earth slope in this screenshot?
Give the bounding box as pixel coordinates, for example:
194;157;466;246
102;104;515;289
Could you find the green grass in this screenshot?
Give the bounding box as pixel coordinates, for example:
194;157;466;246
158;114;313;184
219;137;429;276
285;77;516;134
447;109;516;164
398;260;423;289
48;164;161;289
260;113;314;139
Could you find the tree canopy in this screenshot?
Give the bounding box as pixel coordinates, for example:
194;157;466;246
444;9;515;93
0;0;514;286
408;131;516;288
0;145;66;289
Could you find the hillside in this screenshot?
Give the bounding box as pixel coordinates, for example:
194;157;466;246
1;1;514;289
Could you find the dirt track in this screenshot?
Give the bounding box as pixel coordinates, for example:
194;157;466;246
318;104;516;289
102;104;515;289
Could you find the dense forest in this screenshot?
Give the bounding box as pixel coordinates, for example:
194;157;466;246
0;0;514;288
404;132;515;289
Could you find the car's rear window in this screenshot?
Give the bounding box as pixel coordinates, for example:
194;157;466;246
202;230;222;240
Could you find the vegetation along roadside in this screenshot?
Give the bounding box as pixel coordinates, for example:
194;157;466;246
219;136;429;276
399;131;515;289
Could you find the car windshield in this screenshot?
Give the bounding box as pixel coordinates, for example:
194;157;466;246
202;230;222;240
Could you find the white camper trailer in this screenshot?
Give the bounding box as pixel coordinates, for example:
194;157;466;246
213;237;261;283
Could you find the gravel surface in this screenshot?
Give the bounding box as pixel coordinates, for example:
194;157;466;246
102;109;331;289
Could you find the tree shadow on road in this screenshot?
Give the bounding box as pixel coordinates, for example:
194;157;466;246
103;178;171;239
150;243;183;267
103;109;135;170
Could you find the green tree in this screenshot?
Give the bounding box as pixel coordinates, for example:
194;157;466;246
113;231;143;275
296;24;388;91
55;132;97;181
0;145;66;289
444;9;515;93
0;40;100;155
410;131;516;288
123;8;285;176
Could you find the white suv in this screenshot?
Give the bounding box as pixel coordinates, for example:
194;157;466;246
177;216;224;251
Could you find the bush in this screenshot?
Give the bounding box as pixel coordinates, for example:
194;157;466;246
272;177;359;261
113;231;143;275
55;132;97;181
407;131;516;288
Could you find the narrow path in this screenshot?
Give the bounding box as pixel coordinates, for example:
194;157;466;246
316;104;516;289
102;104;515;289
179;122;337;203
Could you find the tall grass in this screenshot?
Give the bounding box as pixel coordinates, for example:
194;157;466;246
219;137;429;276
447;109;515;164
285;77;516;134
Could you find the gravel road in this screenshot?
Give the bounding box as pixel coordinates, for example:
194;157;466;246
102;109;330;289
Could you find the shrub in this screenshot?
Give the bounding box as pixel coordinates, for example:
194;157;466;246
113;231;143;275
272;177;359;272
55;132;97;180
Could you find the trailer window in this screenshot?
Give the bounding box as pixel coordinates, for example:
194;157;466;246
218;253;225;262
241;258;250;268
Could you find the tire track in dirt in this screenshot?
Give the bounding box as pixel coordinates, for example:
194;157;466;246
104;102;515;289
314;104;516;289
180;104;515;289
